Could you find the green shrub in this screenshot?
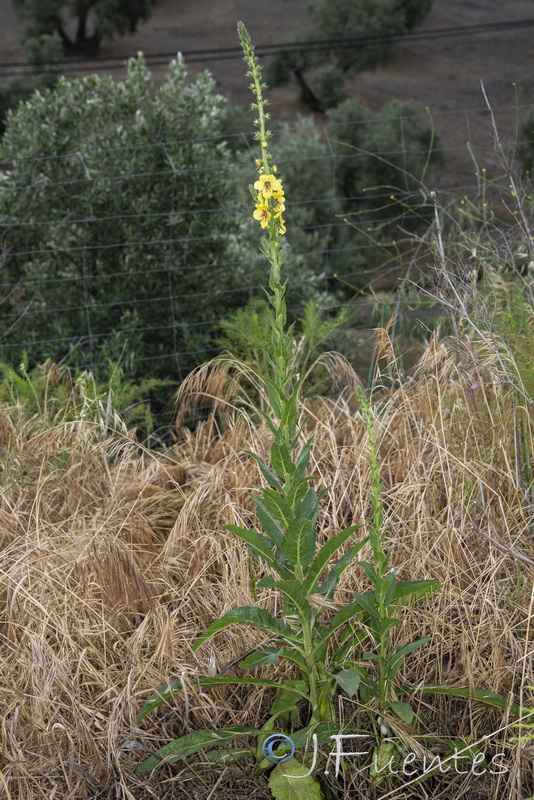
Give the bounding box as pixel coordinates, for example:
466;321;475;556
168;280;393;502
0;56;258;380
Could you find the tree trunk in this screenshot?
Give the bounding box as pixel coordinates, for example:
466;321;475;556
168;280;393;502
56;24;74;53
293;68;322;112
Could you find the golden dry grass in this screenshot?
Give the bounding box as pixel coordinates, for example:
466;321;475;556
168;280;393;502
0;333;533;800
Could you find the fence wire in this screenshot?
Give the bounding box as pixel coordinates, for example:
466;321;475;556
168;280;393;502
0;102;532;405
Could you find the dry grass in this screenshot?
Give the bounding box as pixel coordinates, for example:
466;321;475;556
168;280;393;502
0;333;533;800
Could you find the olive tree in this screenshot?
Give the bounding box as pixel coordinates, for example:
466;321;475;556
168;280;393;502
0;56;256;380
11;0;154;55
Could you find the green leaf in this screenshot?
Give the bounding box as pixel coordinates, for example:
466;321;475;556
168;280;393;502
284;518;315;570
384;637;430;680
379;617;402;637
334;667;361;698
388;700;414;724
304;525;361;595
362;652;380;661
317;536;368;598
192;606;301;653
263;488;293;528
264;378;285;418
256;575;277;588
239;647;284;669
358;560;378;583
271;442;295;481
298;486;320;523
268;760;323;800
200;747;251;766
353;592;379;619
270;679;309;722
389;579;440;604
274;579;312;622
294;437;313;480
136;725;260;773
314;601;364;653
137;676;309;723
399;685;534;719
226;523;292;579
225;524;275;568
255;496;286;550
246;450;281;489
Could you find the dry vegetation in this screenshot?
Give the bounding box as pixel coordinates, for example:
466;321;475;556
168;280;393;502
0;329;533;800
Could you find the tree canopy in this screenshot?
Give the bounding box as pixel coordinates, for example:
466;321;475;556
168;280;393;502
267;0;433;110
11;0;154;54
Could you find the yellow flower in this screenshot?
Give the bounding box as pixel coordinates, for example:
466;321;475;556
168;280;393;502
253;202;270;228
272;195;286;214
254;174;283;198
278;216;286;235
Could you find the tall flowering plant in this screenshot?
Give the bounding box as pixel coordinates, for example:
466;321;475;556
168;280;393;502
135;22;527;797
136;26;371;793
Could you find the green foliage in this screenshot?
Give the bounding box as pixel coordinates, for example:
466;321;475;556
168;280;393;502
310;61;347;111
309;0;408;71
217;297;349;389
268;0;433;108
0;35;62;130
11;0;154;54
0;359;172;439
494;281;534;400
0;77;35;132
269;760;323;800
328;98;441;215
0;56;252;381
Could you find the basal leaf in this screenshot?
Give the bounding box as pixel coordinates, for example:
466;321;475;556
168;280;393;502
239;647;284;669
137;676;310;723
399;684;534;719
136;725;260;773
334;667;361;698
192;606;301;654
268;760;322;800
388;700;414;724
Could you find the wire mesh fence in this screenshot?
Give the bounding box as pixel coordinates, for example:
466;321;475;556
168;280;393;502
0;101;532;414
